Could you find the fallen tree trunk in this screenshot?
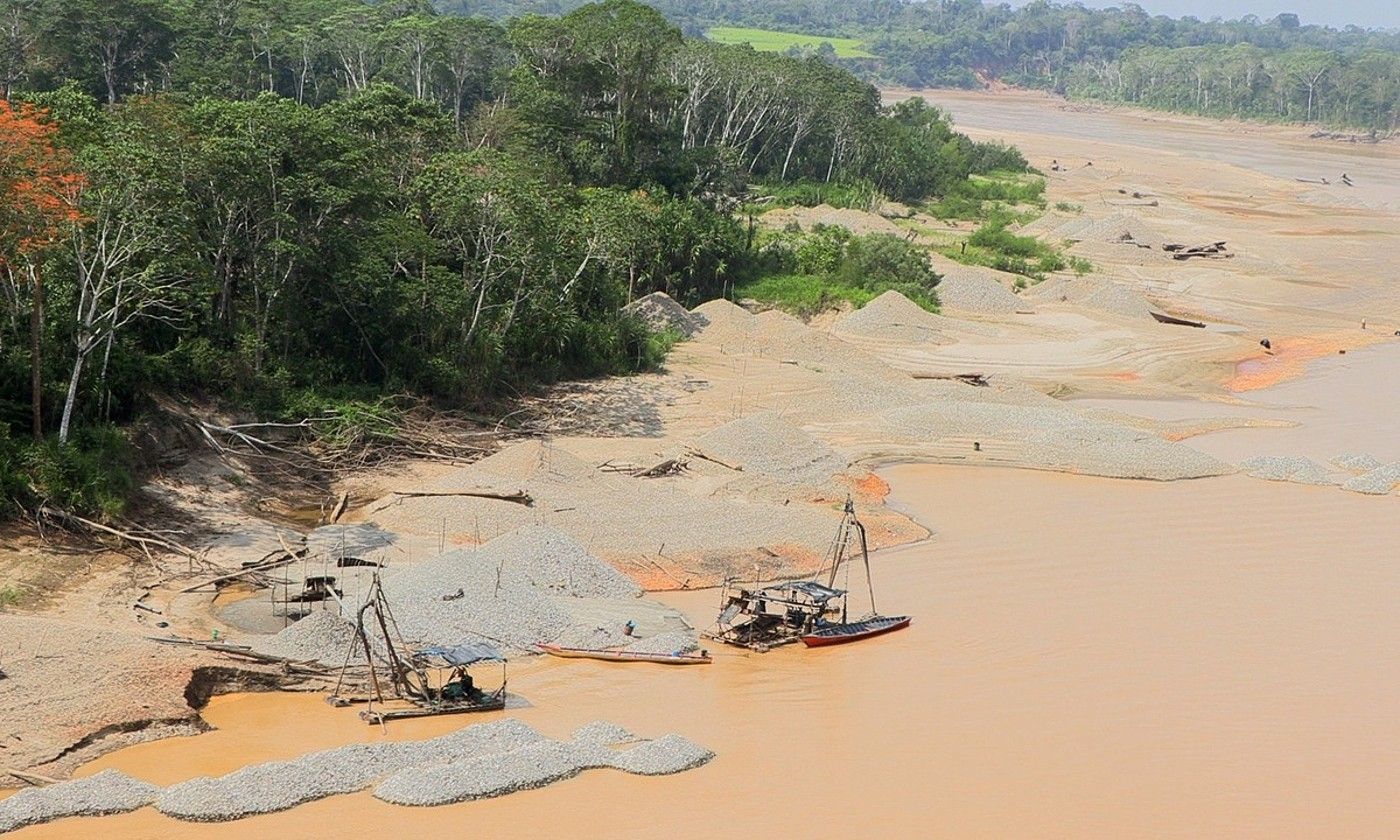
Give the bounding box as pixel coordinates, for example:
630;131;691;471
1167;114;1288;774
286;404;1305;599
633;457;687;478
367;489;533;513
37;506;199;561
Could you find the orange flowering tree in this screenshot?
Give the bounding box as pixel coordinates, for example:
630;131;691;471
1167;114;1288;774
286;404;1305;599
0;98;84;439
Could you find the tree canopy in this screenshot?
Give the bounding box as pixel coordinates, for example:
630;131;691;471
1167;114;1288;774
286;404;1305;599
0;0;1012;516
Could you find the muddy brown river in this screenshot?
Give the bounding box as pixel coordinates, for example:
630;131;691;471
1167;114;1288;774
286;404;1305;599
13;457;1400;838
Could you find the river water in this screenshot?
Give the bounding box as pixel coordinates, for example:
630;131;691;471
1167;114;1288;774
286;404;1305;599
16;454;1400;838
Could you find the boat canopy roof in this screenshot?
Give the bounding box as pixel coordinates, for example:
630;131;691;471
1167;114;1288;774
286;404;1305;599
764;580;845;601
412;642;505;666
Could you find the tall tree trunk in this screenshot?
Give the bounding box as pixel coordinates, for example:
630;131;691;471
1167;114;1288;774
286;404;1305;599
29;256;42;440
58;345;86;444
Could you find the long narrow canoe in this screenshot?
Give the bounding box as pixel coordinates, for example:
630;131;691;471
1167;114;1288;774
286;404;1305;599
537;643;712;665
801;615;911;647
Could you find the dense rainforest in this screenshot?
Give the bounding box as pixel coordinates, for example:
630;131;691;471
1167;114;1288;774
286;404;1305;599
0;0;1025;517
438;1;1400;131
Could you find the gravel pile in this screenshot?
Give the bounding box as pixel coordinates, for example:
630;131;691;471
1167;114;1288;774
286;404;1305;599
156;719;546;821
1332;452;1383;474
251;609;375;666
690;299;758;347
623;631;701;656
832;290;952;344
0;770;159;833
695;412;848;487
572;721;637;745
608;734;716;776
482;525;641;600
1030;276;1153;319
1239;456;1338;486
381;549;573;652
1052;211;1166;248
26;719;709;825
374;741;599;806
929;261;1028;315
374;729;713;807
1340;462;1400;495
623;292;709;338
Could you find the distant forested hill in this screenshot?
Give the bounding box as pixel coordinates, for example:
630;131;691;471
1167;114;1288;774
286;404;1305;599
434;0;1400;131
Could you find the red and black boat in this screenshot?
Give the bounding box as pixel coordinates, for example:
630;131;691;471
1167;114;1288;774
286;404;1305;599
708;498;911;651
801;498;911;648
802;614;912;647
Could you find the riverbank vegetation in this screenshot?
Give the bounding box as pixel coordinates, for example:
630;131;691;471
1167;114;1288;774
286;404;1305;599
0;0;1026;517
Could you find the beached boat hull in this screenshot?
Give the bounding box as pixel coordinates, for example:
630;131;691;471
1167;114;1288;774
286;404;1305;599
801;615;912;647
537;643;712;665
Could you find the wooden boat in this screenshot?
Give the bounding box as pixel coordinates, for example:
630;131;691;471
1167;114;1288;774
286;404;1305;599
802;614;912;647
537;643;712;665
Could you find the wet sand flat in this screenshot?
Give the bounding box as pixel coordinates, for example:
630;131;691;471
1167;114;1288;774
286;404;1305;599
1080;342;1400;464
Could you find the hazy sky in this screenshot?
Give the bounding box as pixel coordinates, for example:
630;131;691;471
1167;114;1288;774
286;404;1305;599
1003;1;1399;30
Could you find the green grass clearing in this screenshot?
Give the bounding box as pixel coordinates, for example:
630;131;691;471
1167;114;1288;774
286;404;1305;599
707;26;876;59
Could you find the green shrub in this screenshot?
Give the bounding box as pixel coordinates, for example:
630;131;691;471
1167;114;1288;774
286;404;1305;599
18;427;135;520
751;178;882;211
740;227;940;315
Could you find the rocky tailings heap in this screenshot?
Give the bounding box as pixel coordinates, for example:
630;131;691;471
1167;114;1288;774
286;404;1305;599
832;289;958;345
622;291;709;338
251;523;692;657
0;719;713;831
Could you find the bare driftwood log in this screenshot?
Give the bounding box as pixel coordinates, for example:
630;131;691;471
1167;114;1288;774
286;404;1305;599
176;551;303;594
367;489;534;513
36;506;199;563
632;457;688;478
684;448;743;472
329;491;350;524
5;768;61;787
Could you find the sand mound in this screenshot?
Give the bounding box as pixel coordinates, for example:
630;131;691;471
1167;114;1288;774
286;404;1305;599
1052;210;1166;249
932;267;1027;315
251;609;379;666
832;290;952;344
1028;275;1154;319
695;412;848;487
623;292;708;338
